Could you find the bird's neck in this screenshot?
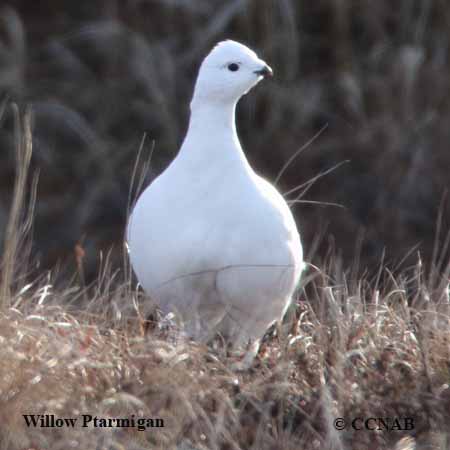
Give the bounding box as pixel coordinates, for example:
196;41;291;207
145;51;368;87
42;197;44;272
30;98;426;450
187;100;239;145
177;100;249;169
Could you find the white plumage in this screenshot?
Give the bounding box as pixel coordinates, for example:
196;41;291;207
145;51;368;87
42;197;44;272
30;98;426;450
127;40;303;367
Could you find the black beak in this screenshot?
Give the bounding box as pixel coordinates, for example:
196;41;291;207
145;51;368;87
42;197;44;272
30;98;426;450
254;65;273;78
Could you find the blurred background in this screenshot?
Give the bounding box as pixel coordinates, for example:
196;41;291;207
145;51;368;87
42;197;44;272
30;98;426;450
0;0;449;280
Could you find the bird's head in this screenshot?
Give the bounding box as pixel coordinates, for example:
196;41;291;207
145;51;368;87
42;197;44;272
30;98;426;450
191;40;272;106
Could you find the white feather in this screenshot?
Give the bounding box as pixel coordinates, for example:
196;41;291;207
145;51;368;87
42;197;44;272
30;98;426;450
127;40;304;366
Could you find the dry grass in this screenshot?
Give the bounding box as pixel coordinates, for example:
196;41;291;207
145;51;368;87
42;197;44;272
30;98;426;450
0;108;450;450
1;3;450;448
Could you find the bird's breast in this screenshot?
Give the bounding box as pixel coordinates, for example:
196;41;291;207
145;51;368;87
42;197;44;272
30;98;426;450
128;166;302;293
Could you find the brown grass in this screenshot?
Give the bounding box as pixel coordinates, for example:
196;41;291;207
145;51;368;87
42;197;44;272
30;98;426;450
0;107;449;450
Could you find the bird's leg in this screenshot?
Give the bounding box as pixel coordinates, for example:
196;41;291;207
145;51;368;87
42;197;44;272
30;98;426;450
230;339;261;371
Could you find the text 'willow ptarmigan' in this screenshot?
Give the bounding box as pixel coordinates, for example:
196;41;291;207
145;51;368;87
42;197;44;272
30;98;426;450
127;40;304;368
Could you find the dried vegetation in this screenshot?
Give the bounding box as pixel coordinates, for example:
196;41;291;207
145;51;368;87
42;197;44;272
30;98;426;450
0;108;449;450
0;1;450;449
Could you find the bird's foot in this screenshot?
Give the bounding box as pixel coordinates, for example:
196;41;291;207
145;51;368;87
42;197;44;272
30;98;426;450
230;340;260;371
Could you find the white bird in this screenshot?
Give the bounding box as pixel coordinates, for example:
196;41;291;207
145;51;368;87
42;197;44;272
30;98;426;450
127;40;304;368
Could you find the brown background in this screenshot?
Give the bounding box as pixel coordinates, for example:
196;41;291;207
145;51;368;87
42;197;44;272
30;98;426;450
0;1;449;280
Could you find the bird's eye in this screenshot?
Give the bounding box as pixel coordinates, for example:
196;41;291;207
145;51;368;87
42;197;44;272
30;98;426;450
228;63;239;72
